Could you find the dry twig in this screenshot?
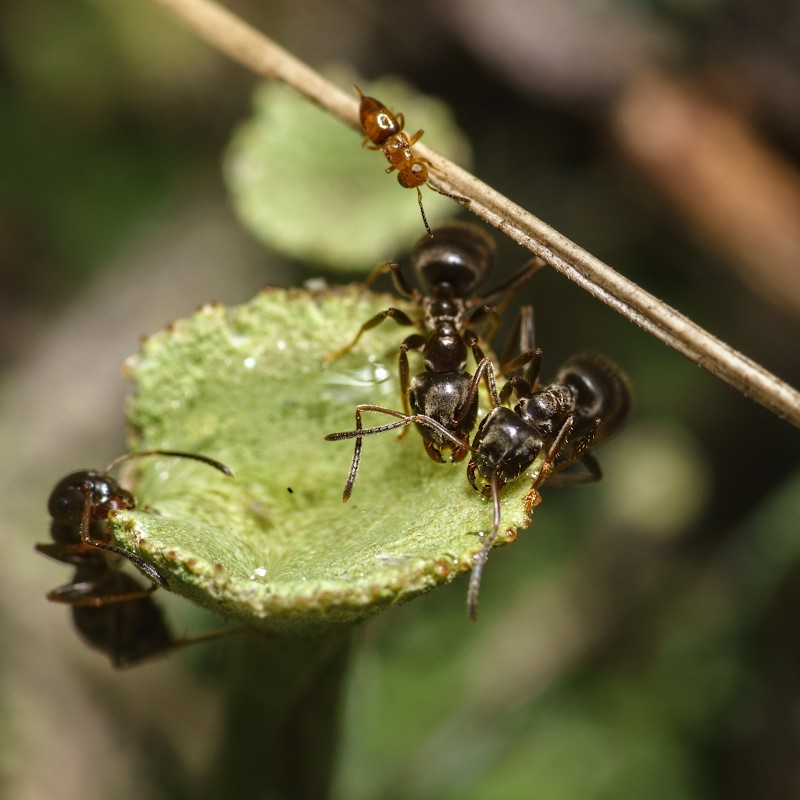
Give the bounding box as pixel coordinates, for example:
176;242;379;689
153;0;800;428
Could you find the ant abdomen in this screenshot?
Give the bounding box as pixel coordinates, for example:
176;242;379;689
412;222;494;297
357;92;399;144
71;569;174;668
554;352;631;443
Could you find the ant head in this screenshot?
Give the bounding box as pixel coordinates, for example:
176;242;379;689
412;222;495;297
48;470;135;526
397;160;428;189
472;406;543;485
554;353;631;442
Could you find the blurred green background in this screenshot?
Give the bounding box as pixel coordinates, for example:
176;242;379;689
2;0;800;798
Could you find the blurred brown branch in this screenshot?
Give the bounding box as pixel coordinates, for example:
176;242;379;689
613;71;800;322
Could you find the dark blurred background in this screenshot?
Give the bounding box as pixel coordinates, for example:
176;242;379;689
2;1;800;798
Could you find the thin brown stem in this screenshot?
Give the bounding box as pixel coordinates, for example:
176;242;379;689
152;0;800;429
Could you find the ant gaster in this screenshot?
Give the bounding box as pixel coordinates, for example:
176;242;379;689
37;449;234;668
325;224;544;500
465;339;631;620
355;85;465;237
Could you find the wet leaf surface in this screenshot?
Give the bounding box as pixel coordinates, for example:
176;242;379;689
111;286;540;631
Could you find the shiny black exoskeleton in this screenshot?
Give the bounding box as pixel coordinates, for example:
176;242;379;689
36;449;233;668
325;223;543;500
466;351;631;619
470;353;631;502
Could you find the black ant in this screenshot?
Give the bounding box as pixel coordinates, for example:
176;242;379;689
355;85;465;237
329;302;630;619
325;224;544;500
465;342;631;620
36;449;234;668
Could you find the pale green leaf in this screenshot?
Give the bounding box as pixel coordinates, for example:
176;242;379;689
110;287;541;631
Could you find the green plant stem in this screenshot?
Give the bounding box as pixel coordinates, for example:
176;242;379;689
151;0;800;428
201;631;352;800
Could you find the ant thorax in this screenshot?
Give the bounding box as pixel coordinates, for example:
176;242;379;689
383;136;412;170
515;384;576;438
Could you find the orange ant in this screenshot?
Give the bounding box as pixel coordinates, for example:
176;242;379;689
37;449;237;668
355;85;465;237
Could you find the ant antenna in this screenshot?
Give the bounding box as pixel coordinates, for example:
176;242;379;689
103;449;234;478
416;187;433;238
325;406;476;502
467;464;504;622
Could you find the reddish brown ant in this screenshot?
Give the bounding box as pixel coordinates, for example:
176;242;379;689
36;449;235;668
355;85;465;237
325;224;543;499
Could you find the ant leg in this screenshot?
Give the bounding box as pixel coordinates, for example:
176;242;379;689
465;303;503;345
159;624;252;659
36;541;92;566
498;349;541;405
467;464;505;621
455;357;502;431
518;305;536;360
505;350;542;388
360;259;419;300
523;414;576;513
476;256;547;311
499;371;535;405
498;306;540;378
466;331;503;399
407;128;424;146
45;575;159;607
496;306;540;402
547;450;603;487
467;459;482;493
362;260;398;290
463;329;490;374
547;421;602;486
360;260;421;307
325;307;416;361
399;334;426;421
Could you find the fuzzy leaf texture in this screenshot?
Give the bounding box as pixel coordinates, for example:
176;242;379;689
110;287;541;631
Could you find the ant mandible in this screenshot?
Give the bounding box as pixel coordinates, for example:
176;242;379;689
465;335;631;620
36;448;234;668
325;224;544;500
355;85;465;238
